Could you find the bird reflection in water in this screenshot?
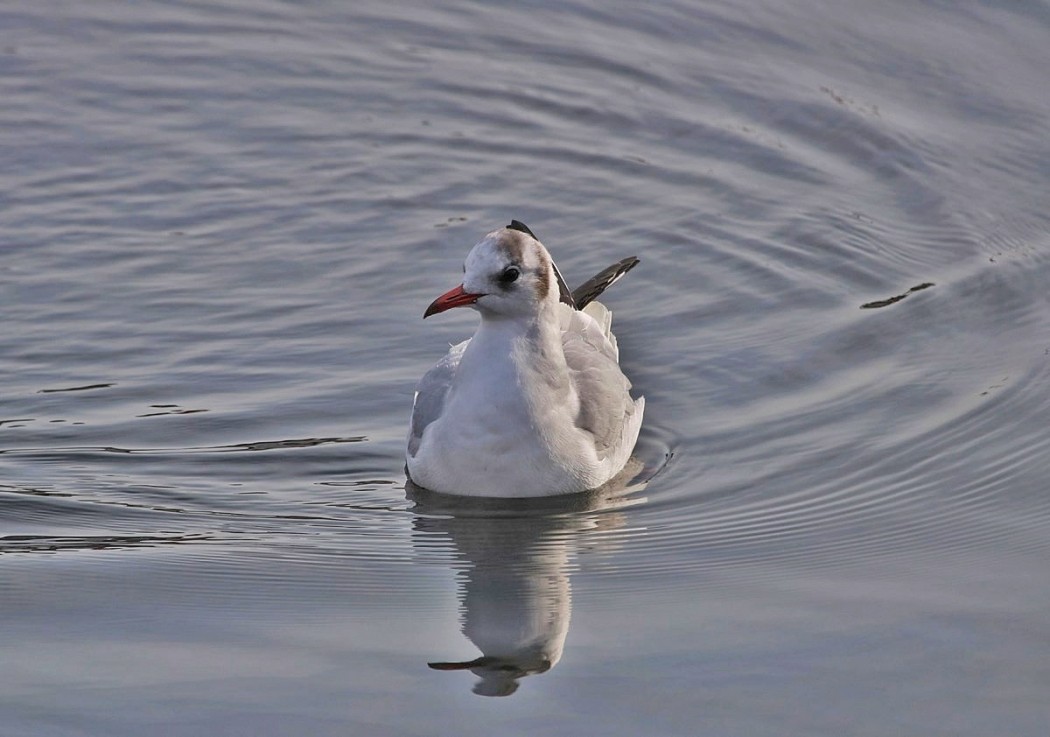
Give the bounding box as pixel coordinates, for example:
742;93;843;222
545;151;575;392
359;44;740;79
407;462;643;697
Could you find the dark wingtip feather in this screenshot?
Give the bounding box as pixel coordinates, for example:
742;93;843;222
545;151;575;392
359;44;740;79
428;656;493;671
506;220;538;239
551;260;577;309
571;256;639;309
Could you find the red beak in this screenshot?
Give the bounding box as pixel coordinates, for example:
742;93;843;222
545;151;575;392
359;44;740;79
423;284;482;318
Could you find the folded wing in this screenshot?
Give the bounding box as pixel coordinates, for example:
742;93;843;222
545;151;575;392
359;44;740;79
408;339;467;457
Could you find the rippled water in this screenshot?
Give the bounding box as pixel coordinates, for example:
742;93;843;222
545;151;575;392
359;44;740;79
3;1;1050;734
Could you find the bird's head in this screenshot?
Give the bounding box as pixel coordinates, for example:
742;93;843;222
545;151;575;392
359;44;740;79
424;222;571;320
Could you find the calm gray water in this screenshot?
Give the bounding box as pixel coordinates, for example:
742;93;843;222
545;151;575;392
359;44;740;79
3;1;1049;734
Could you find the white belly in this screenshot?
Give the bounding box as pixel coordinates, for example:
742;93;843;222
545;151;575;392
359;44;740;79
407;388;605;497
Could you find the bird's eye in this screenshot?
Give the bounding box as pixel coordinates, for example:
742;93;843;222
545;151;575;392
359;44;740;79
499;266;520;284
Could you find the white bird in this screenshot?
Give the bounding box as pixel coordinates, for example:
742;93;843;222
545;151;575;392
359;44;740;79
406;221;645;497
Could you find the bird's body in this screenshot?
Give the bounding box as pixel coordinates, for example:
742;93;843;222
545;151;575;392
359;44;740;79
406;222;644;497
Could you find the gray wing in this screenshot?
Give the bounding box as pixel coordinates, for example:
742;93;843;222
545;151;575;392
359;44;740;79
407;339;468;457
560;306;637;456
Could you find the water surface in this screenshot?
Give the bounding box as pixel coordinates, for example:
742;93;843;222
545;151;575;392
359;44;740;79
3;1;1049;735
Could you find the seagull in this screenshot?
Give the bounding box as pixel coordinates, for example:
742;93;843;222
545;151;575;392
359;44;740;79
406;220;644;497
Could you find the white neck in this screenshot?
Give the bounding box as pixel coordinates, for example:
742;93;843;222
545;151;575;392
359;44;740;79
454;302;572;422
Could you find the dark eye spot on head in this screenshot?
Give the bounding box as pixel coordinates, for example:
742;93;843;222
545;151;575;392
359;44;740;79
497;266;520;287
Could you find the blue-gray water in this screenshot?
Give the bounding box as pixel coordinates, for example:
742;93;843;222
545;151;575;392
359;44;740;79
3;1;1049;735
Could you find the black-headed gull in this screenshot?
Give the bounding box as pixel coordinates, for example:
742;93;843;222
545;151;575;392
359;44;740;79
406;221;644;497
